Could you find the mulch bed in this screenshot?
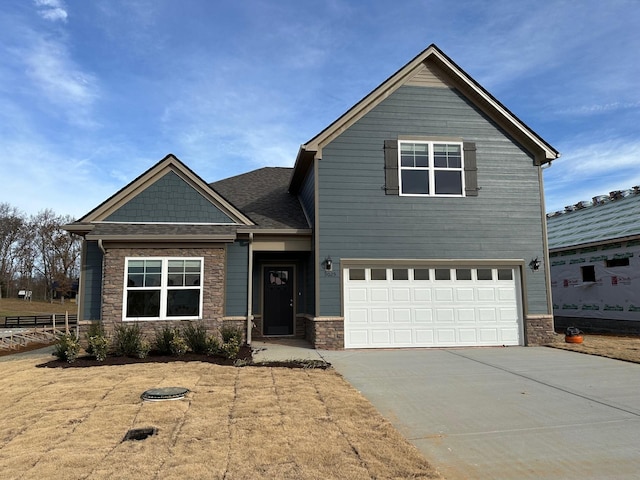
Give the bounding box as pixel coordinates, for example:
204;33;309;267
32;345;331;369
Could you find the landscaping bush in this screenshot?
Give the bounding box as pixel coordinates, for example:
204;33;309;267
153;326;187;356
220;325;243;344
84;323;105;356
182;322;208;354
53;333;80;363
206;335;223;356
221;337;240;360
85;323;109;361
113;323;148;358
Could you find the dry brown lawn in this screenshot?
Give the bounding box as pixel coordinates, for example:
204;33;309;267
548;333;640;364
0;298;75;318
0;351;441;480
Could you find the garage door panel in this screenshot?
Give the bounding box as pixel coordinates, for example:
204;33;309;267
498;288;516;301
499;328;519;342
371;309;389;323
392;329;413;344
348;309;368;323
479;328;499;343
392;308;411;323
414;288;432;301
414;309;433;323
344;266;522;349
435;288;454;302
392;288;411;302
478;308;497;322
435;308;455;323
457;308;476;323
458;328;477;343
456;288;475;301
371;330;391;345
347;330;369;347
370;289;389;302
477;288;496;301
499;307;518;322
437;329;456;344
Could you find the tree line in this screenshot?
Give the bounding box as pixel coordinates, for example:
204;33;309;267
0;202;81;301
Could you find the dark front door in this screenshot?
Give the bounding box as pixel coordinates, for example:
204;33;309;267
263;266;294;335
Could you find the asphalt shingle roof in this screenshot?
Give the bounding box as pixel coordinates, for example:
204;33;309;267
547;191;640;250
211;167;310;229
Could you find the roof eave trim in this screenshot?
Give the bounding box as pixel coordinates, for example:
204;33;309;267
85;234;237;242
298;44;559;163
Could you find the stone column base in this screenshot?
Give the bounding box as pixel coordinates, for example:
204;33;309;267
525;314;556;345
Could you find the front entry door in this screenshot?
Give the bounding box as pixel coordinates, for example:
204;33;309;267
263;266;294;335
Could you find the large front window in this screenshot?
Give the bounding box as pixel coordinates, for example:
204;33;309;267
399;141;464;196
124;257;203;320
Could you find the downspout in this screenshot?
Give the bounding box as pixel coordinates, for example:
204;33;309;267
246;233;254;346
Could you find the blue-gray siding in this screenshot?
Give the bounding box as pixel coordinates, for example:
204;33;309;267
106;171;235;223
225;241;249;316
82;240;103;320
299;166;315;225
317;85;548;316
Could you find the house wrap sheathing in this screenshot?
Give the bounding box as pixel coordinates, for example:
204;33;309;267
547;188;640;331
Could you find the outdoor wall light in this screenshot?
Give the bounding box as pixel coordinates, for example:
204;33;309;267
324;256;333;271
529;257;541;271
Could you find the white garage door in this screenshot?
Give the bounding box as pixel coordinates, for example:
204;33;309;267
344;266;522;348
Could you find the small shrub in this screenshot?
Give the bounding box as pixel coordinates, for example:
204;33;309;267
183;322;208;354
220;325;243;344
153;326;187;355
88;334;109;361
206;335;222;356
137;339;151;359
170;335;188;356
113;323;146;357
53;333;80;363
84;323;105;356
221;337;240;360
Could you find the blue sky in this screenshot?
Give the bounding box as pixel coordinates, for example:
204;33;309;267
1;0;639;218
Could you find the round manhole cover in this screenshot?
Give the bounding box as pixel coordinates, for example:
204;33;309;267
141;387;189;401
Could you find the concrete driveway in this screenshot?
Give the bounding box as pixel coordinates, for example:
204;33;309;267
319;347;640;479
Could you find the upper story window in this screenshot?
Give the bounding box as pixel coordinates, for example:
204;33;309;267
399;141;464;196
124;257;203;321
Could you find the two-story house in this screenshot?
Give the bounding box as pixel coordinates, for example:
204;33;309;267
66;44;559;349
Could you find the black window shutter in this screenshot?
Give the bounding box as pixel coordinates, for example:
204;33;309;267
463;142;478;197
384;140;399;195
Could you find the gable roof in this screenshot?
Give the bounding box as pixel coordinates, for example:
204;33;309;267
290;44;560;191
70;154;254;228
211;167;309;230
547;189;640;250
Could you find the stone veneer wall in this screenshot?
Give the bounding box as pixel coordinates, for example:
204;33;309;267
101;246;229;340
524;314;557;345
305;316;344;350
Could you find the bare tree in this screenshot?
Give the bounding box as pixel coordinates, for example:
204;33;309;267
30;210;81;302
0;203;25;299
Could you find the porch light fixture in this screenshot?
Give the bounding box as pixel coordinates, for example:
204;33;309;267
529;257;541;271
324;256;333;271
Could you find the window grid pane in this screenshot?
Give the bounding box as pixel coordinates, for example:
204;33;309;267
399;141;464;196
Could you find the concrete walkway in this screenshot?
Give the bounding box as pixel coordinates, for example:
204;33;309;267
319;346;640;480
250;338;325;362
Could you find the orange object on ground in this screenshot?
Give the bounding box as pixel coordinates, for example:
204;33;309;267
565;335;584;344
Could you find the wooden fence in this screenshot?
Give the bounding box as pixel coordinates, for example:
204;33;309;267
1;314;78;328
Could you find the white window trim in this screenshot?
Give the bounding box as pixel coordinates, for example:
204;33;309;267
398;140;466;197
122;256;204;321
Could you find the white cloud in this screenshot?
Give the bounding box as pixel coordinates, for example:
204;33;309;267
22;36;100;127
34;0;68;22
543;138;640;212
